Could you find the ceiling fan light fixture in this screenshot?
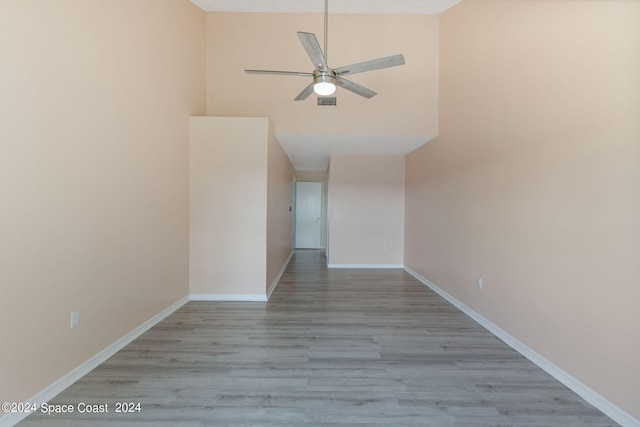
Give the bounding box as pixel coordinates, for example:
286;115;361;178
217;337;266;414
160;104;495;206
313;82;336;96
313;73;337;96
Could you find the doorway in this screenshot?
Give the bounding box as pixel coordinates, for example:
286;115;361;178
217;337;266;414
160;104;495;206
295;181;322;248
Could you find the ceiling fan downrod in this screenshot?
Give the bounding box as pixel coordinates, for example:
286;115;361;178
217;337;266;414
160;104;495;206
324;0;329;67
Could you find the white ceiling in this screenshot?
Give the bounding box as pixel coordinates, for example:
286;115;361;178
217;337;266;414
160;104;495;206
277;134;434;170
190;0;461;15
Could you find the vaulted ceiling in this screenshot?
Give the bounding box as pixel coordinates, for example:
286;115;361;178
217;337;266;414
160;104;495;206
192;0;460;170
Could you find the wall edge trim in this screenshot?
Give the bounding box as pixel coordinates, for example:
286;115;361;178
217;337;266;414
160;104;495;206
267;251;294;300
0;296;190;427
189;294;268;302
403;266;638;427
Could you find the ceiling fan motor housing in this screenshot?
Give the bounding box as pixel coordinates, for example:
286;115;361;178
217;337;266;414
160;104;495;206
313;69;337;83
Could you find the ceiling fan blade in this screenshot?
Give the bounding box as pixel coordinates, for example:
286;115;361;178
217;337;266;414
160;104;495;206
294;83;315;101
334;54;405;76
297;32;328;71
245;69;314;77
336;77;377;99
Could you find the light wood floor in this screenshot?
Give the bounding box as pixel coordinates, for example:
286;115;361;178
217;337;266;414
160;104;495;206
19;250;615;426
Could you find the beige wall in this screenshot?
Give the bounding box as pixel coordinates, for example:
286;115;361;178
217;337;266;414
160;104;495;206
189;117;268;297
0;0;205;404
190;116;294;298
295;170;328;248
328;156;405;266
206;12;438;136
266;125;295;295
405;0;640;420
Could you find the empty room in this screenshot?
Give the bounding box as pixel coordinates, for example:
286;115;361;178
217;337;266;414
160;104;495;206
1;0;638;426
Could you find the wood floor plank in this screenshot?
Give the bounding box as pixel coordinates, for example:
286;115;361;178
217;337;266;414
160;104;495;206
18;250;617;426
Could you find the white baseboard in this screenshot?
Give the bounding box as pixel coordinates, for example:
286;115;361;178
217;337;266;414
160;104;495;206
190;294;267;302
189;250;294;303
328;264;404;269
0;296;189;427
403;266;638;427
267;251;294;300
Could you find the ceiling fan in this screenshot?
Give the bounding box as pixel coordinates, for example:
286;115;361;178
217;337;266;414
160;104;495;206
245;0;405;101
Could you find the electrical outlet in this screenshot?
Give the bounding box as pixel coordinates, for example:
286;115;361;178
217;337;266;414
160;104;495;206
70;310;80;329
477;277;484;290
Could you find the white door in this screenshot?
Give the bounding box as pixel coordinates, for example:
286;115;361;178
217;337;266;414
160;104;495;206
295;181;322;248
